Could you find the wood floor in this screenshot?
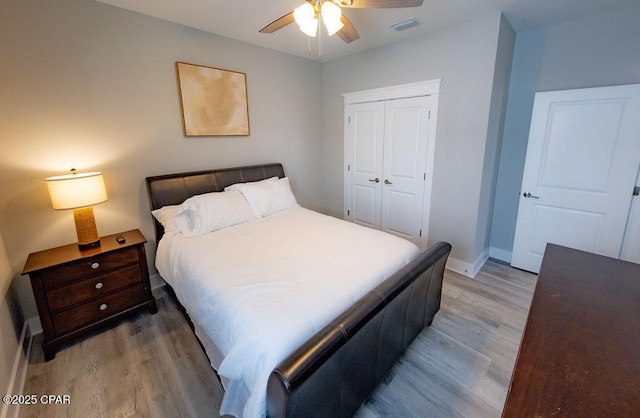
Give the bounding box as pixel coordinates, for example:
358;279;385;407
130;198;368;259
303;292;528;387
357;261;537;418
20;260;536;418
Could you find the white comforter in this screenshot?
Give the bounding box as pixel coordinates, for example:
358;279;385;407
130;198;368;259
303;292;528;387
156;207;419;417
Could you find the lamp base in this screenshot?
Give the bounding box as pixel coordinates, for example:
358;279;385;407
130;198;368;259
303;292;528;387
73;207;101;250
77;240;101;250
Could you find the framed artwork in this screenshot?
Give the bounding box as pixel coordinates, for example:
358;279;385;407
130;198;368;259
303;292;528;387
176;62;250;136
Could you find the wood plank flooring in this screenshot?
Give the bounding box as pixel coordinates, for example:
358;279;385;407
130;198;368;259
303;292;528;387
20;260;536;417
356;261;537;418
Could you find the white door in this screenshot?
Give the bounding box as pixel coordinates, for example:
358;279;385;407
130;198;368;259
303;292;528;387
345;97;431;245
345;102;385;229
621;168;640;263
511;84;640;273
380;96;431;243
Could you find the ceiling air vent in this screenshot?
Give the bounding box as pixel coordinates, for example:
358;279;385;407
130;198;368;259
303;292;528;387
390;17;422;31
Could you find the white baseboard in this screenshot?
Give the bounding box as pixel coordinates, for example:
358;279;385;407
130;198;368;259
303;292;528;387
1;321;32;418
150;273;165;290
489;247;512;263
446;249;489;278
26;317;42;336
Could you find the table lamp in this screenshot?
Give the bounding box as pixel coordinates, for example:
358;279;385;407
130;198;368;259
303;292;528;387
46;169;108;249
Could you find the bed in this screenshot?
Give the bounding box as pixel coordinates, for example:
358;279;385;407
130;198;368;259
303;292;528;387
145;163;451;418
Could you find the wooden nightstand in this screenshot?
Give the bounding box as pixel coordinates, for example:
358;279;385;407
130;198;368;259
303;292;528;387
22;229;157;361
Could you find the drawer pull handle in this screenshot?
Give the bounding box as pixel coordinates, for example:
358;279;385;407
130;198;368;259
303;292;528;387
99;303;107;311
95;282;104;290
91;262;100;269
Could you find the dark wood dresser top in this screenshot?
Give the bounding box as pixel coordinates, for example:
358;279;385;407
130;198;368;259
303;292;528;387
22;229;146;274
502;244;640;417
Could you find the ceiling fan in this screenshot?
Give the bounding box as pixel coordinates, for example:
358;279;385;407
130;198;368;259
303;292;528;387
259;0;424;44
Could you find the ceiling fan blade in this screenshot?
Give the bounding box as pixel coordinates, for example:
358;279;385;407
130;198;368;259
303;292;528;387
336;0;423;8
336;15;360;43
259;11;295;33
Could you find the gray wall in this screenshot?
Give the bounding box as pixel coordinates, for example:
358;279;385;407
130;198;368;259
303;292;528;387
0;232;21;406
474;15;515;260
0;0;323;320
489;6;640;259
322;12;510;271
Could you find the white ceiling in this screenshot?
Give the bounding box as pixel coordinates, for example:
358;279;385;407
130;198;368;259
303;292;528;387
94;0;638;61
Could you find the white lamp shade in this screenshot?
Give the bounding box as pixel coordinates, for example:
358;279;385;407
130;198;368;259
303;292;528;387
300;19;319;37
46;171;108;210
294;2;318;37
321;1;344;36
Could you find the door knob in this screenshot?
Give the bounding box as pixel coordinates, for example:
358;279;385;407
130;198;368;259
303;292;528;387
368;178;380;183
384;179;392;185
523;192;540;199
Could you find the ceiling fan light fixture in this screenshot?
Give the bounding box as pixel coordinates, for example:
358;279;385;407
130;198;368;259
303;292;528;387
301;19;319;37
294;2;318;36
321;1;344;36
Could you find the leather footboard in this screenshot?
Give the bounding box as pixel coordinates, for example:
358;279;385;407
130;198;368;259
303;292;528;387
266;241;452;417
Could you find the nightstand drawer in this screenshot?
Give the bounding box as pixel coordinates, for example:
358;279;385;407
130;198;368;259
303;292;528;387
52;284;147;335
41;247;139;289
46;264;142;312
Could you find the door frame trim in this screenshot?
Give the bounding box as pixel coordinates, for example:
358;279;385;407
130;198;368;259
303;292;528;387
343;79;441;105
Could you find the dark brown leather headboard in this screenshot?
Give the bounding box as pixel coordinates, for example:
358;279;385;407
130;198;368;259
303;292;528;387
145;163;285;243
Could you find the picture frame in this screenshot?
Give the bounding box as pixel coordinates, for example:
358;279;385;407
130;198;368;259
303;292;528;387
176;62;250;136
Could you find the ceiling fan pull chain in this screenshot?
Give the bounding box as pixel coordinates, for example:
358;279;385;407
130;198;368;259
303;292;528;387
307;36;311;55
318;18;322;61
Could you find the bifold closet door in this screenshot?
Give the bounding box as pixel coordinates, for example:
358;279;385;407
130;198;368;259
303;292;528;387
345;101;385;230
380;96;430;243
345;96;431;245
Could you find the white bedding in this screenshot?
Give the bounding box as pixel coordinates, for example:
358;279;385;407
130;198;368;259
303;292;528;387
155;207;419;417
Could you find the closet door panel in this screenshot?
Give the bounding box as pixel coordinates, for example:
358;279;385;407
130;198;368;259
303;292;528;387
345;102;385;228
387;106;421;178
381;97;431;244
353;185;378;227
386;189;417;239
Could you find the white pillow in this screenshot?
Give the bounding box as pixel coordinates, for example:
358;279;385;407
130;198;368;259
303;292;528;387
173;190;256;237
224;176;279;192
151;205;181;236
231;177;298;218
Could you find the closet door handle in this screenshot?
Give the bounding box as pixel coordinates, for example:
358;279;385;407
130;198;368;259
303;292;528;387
368;178;380;183
384;179;392;185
